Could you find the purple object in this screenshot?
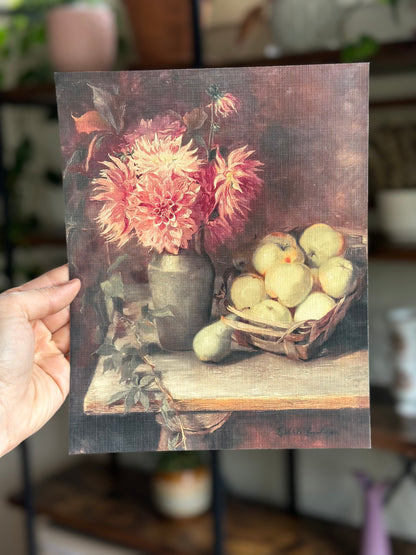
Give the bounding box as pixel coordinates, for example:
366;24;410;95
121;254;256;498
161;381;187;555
356;472;392;555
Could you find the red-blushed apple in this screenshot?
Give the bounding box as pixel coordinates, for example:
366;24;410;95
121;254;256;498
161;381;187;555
260;232;304;263
264;263;313;307
230;273;267;310
299;223;345;267
294;291;336;322
318;256;357;299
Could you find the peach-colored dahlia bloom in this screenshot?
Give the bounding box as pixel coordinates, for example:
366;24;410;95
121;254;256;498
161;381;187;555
130;134;200;178
131;173;201;254
214;146;263;219
92;155;138;247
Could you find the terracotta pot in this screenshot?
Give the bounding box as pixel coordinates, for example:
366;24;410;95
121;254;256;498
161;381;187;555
152;466;212;519
47;3;117;71
122;0;194;68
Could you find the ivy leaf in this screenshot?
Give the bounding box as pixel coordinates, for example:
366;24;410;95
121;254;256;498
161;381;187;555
161;397;175;420
100;272;124;300
88;84;125;134
95;343;117;357
142;305;174;323
108;390;129;405
133;389;142;405
140;374;155;390
103;358;114;373
139;392;150;411
120;359;133;383
168;433;182;451
108;254;128;275
122;346;141;358
125;388;138;413
112;351;123;370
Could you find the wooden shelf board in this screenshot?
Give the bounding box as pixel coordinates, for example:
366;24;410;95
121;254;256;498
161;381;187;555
371;386;416;459
9;460;416;555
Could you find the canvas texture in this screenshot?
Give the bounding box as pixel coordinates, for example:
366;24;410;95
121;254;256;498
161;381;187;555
55;65;370;454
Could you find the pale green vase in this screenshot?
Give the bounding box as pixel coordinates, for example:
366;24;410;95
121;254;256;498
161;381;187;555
147;249;215;351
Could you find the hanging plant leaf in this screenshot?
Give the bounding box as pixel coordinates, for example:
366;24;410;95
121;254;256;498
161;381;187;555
140;374;155;390
125;387;138;412
100;271;124;300
103;358;114;373
108;254;128;275
139;391;150;411
95;342;117;357
142;305;174;323
88;84;125;134
108;389;129;405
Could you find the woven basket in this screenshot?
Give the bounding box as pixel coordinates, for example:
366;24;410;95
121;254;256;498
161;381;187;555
221;230;366;361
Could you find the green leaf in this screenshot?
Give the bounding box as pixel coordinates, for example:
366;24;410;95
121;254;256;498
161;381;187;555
168;433;182;451
103;358;114;373
133;389;142;405
143;305;174;323
0;28;8;48
108;390;129;405
139;392;150;411
341;35;380;63
100;272;124;300
88;84;125;134
95;343;117;357
108;254;128;275
121;346;140;358
120;359;132;383
139;374;155;389
112;351;123;369
125;388;138;412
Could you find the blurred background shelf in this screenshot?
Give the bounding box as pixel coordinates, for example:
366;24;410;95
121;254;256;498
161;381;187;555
8;456;416;555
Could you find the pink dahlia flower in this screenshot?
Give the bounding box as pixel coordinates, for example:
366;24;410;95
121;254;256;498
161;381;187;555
124;114;186;145
214;146;263;219
130;134;201;178
131;173;201;255
92;155;138;247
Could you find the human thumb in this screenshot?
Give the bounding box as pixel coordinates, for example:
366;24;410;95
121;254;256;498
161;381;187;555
6;279;81;322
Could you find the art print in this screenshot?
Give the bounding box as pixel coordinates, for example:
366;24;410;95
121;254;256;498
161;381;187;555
55;65;370;454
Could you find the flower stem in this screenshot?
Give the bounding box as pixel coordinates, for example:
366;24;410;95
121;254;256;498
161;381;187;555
208;101;215;148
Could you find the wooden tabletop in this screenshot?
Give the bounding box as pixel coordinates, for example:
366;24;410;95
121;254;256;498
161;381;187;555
84;348;369;415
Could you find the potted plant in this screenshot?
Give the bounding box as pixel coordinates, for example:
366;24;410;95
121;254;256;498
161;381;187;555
151;451;212;519
46;0;117;71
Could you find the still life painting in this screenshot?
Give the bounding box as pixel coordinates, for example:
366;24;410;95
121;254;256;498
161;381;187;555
55;64;370;454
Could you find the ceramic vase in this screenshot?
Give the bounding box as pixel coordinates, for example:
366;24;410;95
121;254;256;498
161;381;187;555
147;248;215;351
357;472;392;555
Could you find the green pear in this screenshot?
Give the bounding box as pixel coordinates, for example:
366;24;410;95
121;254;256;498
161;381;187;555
193;317;236;363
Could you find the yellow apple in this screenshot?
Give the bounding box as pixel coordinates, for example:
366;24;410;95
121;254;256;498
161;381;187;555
318;256;357;299
230;273;266;310
264;263;313;307
294;292;336;322
299;223;345;267
260;231;304;264
246;299;293;325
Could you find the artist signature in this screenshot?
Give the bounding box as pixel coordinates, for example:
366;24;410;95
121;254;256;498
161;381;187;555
275;426;338;437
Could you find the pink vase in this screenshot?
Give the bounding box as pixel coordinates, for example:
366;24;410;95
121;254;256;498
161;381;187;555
47;3;117;72
356;472;392;555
